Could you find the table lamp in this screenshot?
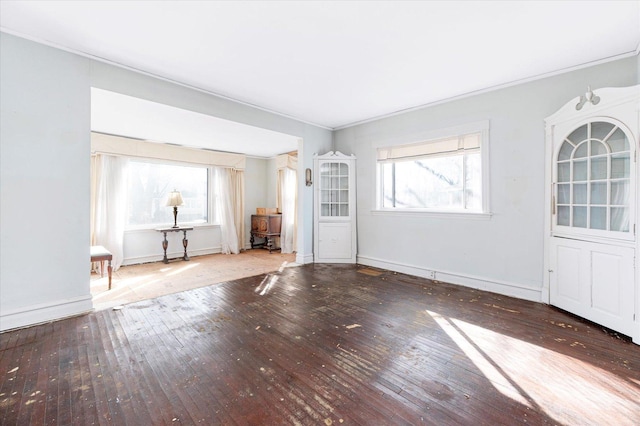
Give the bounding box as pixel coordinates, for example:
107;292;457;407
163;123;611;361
166;190;184;228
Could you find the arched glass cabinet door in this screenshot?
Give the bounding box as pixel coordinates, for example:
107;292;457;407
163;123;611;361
319;161;350;218
554;120;634;239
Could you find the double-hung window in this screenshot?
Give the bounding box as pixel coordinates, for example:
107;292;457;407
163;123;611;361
127;160;210;228
377;122;489;213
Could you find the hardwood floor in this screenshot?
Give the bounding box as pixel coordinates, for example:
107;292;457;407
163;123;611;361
91;250;297;311
2;263;639;425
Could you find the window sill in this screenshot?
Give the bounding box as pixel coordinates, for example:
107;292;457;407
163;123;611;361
370;209;493;220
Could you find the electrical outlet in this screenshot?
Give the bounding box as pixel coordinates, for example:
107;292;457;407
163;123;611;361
427;270;436;280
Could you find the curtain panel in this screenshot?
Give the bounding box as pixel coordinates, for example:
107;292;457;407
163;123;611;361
276;154;298;253
214;167;245;254
91;154;129;272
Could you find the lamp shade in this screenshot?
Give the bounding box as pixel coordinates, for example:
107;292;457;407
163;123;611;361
166;190;184;207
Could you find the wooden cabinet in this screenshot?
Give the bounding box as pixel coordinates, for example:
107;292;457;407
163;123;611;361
250;214;282;253
314;151;357;263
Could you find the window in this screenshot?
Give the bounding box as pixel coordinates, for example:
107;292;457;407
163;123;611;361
127;160;209;228
377;123;489;213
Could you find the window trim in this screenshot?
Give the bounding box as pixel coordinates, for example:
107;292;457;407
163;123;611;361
373;120;490;215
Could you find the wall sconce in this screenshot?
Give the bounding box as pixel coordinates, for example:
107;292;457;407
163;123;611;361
166;189;184;228
305;168;312;186
576;86;600;110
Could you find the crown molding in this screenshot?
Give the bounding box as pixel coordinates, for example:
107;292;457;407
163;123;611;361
333;50;639;131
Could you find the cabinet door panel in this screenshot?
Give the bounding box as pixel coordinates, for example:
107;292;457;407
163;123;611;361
318;223;352;259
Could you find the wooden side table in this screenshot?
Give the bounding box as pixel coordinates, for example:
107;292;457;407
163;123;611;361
91;245;113;290
155;226;194;264
250;214;282;253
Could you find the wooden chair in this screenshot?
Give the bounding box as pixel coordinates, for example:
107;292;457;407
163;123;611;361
91;245;113;290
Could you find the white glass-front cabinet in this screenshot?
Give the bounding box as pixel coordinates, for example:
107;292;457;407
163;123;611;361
314;151;357;263
544;85;640;344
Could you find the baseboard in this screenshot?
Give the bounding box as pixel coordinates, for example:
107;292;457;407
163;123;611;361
357;255;542;303
296;252;314;264
0;295;94;332
122;247;222;266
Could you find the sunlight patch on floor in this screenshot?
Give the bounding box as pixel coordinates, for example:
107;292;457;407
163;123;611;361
429;310;531;407
255;274;279;296
427;310;640;425
165;262;200;276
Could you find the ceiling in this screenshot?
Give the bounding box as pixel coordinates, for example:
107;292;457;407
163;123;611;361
2;1;639;154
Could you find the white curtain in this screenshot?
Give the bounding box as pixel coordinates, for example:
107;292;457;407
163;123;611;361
91;154;129;271
214;167;244;254
232;168;245;251
278;167;298;253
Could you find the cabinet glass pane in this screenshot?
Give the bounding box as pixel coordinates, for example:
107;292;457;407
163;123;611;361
558;162;570;182
558;142;573;161
574;142;588;158
610;181;629;205
340;163;348;174
321;204;330;216
341;190;349;202
340;177;348;189
340;204;349;216
573;160;587;181
591;122;615;141
557;184;570;204
591;140;607;156
590;207;606;230
573;207;587;228
610;207;629;232
611;154;629;179
557;206;570;226
607;128;628;152
590;157;607;180
573;183;587;204
590;182;606;205
567;125;587;145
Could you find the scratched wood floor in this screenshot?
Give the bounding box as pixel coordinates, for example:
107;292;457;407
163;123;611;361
1;263;639;425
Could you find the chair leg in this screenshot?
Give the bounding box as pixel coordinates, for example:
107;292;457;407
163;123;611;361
107;260;112;290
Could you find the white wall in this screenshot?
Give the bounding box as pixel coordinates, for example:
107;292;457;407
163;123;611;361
334;56;639;302
0;33;92;329
244;157;270;248
0;33;331;331
265;157;279;208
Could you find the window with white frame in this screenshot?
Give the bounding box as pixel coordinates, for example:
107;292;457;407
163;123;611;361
127;160;210;228
377;124;489;212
